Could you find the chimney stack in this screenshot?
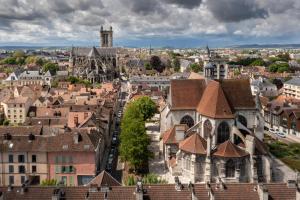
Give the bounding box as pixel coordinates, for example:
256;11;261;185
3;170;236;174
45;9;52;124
175;125;185;142
135;179;143;200
258;184;269;200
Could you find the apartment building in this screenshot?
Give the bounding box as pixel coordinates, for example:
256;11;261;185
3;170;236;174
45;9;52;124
0;130;103;186
1;96;32;124
283;77;300;99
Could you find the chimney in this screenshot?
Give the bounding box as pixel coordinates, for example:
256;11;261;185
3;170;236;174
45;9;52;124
52;188;65;200
287;180;296;188
135;179;143;200
175;125;185;142
174;176;183;191
7;185;13;192
28;133;35;142
258;184;269;200
20;183;28;195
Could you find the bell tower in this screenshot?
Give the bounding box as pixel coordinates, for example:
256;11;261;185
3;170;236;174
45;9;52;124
100;26;113;47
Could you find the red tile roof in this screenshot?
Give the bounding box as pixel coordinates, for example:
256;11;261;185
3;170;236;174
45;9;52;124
87;171;121;187
170;79;206;110
197;80;234;119
162;124;188;144
213;140;249;158
179;133;207;154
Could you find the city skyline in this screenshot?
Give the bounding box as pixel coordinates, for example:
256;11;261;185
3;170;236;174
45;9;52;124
0;0;299;47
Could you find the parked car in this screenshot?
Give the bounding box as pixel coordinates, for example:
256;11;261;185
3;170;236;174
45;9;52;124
276;132;286;138
112;136;117;145
269;128;279;134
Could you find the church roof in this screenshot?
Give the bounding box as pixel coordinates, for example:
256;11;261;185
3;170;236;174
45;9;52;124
162;124;188;144
170;79;206;110
213;140;249;158
87;170;121;187
88;46;101;58
220;79;256;109
179;133;207;154
72;47;117;57
197;80;234;119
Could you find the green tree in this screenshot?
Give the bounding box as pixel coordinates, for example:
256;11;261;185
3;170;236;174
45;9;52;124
173;58;180;72
144;62;152;70
43;62;59;74
13;50;25;58
250;59;265;66
3;120;10;126
2;57;16;65
134;96;157;121
15;57;25;65
41;179;58;186
189;63;202;73
120;97;157;172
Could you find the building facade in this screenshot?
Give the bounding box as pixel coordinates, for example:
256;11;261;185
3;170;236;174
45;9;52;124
161;79;271;184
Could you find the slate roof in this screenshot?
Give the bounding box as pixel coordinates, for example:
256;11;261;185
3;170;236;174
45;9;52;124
285;77;300;86
72;47;117;57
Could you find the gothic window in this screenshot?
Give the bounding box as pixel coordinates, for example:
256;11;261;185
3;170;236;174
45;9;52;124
91;60;96;70
203;119;212;139
185;157;191;171
180;115;194;128
225;159;235;178
238;115;247;127
217;121;230;144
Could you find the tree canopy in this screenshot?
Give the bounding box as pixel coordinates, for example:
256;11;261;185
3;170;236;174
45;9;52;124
43;62;59;74
120;96;157;172
189;63;202;73
268;62;289;73
172;57;180;72
150;56;165;73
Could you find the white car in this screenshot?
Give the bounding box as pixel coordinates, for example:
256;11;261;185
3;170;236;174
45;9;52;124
269;128;279;134
276;132;286;138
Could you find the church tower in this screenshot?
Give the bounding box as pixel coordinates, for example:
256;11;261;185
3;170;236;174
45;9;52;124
100;26;113;47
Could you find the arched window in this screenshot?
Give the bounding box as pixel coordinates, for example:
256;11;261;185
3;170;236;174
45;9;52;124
180;115;194;128
238;115;247;127
217;121;230;144
225;159;235;178
203;119;212;139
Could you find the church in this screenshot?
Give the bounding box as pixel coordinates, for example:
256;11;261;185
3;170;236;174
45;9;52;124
160;78;272;184
69;26;118;83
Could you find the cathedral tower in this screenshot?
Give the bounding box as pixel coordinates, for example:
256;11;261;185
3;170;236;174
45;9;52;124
100;26;113;47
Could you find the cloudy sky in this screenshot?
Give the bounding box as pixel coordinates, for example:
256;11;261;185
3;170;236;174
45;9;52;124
0;0;299;47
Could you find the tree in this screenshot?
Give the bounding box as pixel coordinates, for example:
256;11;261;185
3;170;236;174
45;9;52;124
268;62;289;73
173;58;180;72
189;63;202;73
41;179;58;186
119;96;157;172
2;57;16;65
144;62;152;70
13;50;25;58
3;120;10;126
150;56;165;73
43;62;59;74
16;57;25;65
250;59;265;66
134;96;158;121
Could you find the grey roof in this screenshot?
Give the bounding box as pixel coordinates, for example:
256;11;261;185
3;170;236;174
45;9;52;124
56;71;68;76
285;77;300;86
88;46;101;58
180;59;191;68
19;71;43;78
130;76;170;83
72;47;117;57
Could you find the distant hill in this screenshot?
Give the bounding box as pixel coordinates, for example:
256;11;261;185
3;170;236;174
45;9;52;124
229;44;300;49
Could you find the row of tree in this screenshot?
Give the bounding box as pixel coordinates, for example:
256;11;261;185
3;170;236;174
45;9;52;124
119;96;157;173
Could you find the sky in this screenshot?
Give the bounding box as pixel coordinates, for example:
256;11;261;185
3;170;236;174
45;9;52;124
0;0;299;48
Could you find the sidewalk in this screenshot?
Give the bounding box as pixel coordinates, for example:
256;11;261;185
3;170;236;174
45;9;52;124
287;134;300;143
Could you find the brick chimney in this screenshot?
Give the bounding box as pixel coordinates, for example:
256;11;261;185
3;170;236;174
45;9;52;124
175;125;185;142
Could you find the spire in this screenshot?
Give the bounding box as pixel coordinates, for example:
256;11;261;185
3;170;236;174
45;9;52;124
206;45;211;58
